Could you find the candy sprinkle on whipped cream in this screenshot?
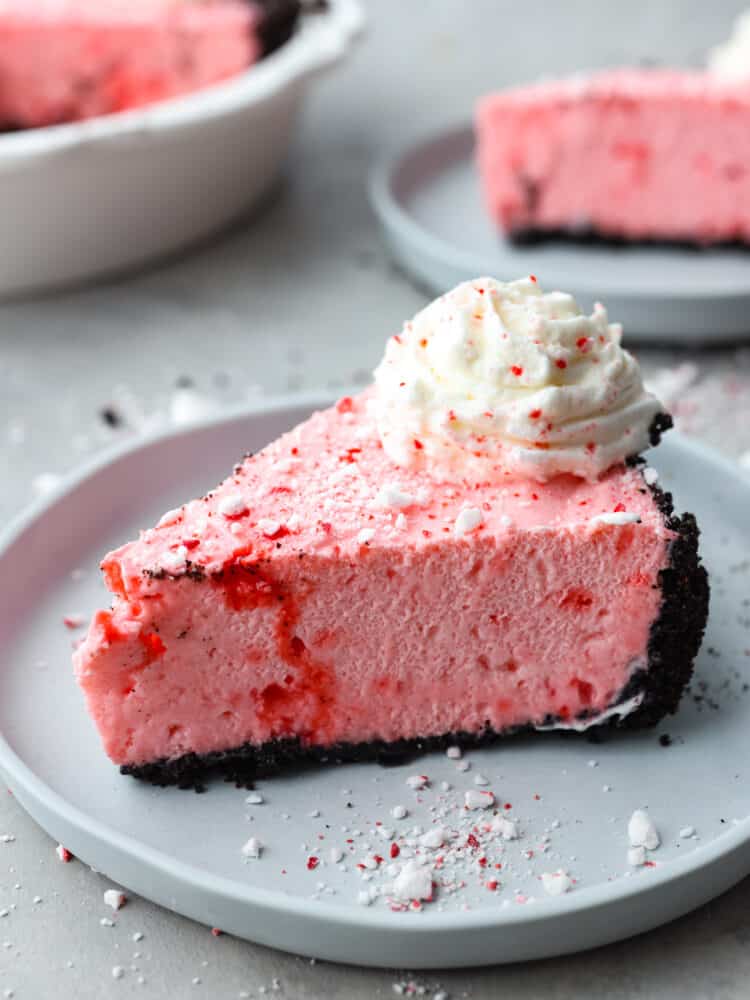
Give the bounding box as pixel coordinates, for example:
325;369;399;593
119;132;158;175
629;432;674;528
373;276;664;483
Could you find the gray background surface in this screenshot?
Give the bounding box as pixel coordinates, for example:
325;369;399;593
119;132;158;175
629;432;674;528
2;1;750;996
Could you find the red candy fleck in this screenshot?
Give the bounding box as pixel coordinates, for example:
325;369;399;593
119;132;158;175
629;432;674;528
413;439;424;450
181;538;201;550
555;359;567;370
585;442;596;454
486;879;499;891
420;338;428;348
390;843;400;859
138;631;166;666
373;855;384;866
478;856;487;868
466;833;480;850
336;396;354;414
211;928;223;937
529;409;542;420
529;274;537;283
572;678;594;705
510;366;524;377
306;856;319;871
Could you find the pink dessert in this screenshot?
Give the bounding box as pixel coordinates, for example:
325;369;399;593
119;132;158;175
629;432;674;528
476;70;750;245
75;388;707;786
0;0;300;130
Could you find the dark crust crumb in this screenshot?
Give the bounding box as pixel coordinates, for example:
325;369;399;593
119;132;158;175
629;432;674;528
253;0;303;56
123;466;709;789
647;412;673;448
508;226;750;251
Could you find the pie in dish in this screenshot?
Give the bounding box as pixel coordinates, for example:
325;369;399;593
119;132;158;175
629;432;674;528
74;277;709;787
0;0;302;130
476;13;750;245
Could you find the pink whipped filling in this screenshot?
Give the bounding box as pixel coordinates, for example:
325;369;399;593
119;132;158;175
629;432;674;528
74;392;672;766
476;70;750;243
0;1;260;128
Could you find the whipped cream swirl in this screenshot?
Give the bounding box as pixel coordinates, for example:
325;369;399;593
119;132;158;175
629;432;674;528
708;10;750;81
373;276;663;483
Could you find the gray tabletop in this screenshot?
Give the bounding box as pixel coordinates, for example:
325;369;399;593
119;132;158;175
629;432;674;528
3;2;750;996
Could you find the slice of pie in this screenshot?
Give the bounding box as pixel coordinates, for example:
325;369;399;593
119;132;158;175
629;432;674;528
0;0;301;131
74;277;709;787
476;68;750;246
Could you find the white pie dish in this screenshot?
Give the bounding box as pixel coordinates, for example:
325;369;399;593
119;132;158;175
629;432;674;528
0;0;363;299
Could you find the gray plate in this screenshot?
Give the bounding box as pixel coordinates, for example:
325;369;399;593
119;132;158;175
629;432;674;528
1;394;750;970
369;125;750;343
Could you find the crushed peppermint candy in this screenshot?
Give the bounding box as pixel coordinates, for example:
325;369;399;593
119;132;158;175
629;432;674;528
390;861;433;903
55;844;73;863
161;545;188;573
374;484;416;509
628;809;660;850
357;527;376;545
103;889;127;911
391;805;408;820
406;775;429;790
218;494;248;518
464;790;495;810
245;792;264;806
258;518;282;538
454;507;484;536
590;511;642;527
540;870;573;896
242;837;263;860
446;746;462;760
627;846;647;867
491;815;519;840
643;467;659;486
419;827;447;849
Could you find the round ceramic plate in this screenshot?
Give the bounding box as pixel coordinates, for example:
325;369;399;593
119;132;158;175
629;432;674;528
370;125;750;343
1;395;750;970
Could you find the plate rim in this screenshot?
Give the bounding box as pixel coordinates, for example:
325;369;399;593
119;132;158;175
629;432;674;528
2;394;750;937
369;122;750;303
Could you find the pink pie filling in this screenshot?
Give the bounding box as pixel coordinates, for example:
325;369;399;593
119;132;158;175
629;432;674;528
74;392;672;767
476;70;750;243
0;1;261;128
